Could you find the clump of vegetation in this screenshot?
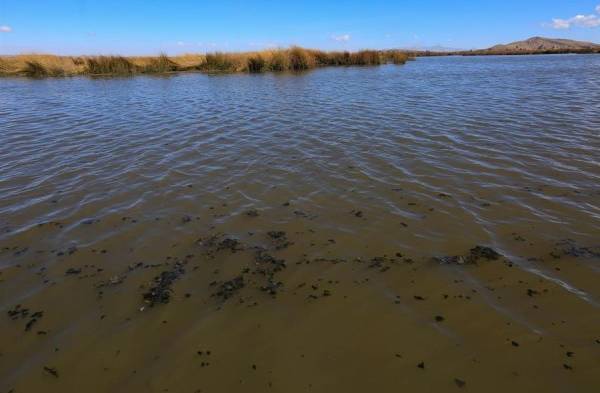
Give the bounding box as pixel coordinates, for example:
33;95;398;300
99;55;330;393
72;57;86;66
311;50;398;66
200;52;241;72
22;61;50;77
353;50;382;65
48;66;66;77
86;56;137;75
385;51;411;64
268;51;289;71
288;46;314;71
247;55;266;73
143;54;179;73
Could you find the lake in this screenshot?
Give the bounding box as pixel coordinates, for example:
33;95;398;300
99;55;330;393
1;55;599;392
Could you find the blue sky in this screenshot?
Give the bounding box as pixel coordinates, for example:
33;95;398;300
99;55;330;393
1;1;600;55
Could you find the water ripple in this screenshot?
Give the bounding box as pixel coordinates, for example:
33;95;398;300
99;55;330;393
1;55;599;257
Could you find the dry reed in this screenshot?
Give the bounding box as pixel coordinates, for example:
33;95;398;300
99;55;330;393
0;48;412;78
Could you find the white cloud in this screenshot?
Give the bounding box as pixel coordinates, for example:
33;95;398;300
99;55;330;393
0;25;12;33
548;5;600;29
332;34;351;42
551;18;571;29
571;14;600;27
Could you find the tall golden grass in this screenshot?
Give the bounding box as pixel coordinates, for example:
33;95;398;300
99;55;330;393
0;47;412;77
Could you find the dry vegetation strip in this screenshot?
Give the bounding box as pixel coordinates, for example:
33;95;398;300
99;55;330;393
0;47;412;77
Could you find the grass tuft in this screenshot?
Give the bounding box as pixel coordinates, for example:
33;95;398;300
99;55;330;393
288;47;314;71
0;58;8;74
86;56;137;75
143;54;179;73
247;55;266;73
268;51;289;72
22;61;50;77
385;51;411;65
200;52;241;73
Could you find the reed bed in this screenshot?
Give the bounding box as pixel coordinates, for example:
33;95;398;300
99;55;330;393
0;48;412;77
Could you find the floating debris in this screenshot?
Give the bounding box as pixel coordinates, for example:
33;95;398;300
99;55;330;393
181;215;193;224
527;289;540;297
267;231;292;249
218;238;243;252
43;366;59;378
469;246;501;261
550;239;600;259
454;378;466;388
260;279;283;296
142;262;185;306
351;210;364;218
435;246;502;265
7;305;44;332
7;304;29;320
214;276;245;300
25;311;43;332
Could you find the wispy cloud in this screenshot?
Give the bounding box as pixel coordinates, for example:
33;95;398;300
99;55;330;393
332;34;351;42
551;15;600;29
249;41;278;49
0;25;12;33
548;5;600;29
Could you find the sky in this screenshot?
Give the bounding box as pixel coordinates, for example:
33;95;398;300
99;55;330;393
1;1;600;55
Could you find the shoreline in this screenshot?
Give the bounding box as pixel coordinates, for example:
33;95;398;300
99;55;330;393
2;49;599;79
0;47;413;78
406;48;600;57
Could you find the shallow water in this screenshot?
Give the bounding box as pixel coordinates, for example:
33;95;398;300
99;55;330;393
1;55;599;392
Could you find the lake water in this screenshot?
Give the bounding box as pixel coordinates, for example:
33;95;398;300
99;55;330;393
1;55;599;392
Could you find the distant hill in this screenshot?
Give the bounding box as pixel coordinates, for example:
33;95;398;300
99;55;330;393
489;37;600;52
400;37;600;57
461;37;600;55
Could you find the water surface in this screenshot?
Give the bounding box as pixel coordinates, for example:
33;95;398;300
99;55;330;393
1;55;599;392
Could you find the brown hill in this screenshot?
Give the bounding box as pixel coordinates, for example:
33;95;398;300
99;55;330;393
488;37;600;52
404;37;600;57
451;37;600;56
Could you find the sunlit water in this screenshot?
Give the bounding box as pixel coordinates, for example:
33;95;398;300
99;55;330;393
1;55;599;258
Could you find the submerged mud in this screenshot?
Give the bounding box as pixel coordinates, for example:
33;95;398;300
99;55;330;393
1;55;600;392
1;224;599;393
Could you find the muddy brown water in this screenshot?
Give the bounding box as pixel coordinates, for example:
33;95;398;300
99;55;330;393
1;55;599;392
